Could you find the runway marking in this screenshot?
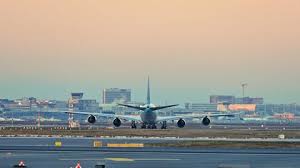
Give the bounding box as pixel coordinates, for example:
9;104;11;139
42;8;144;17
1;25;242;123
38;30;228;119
60;159;104;161
134;158;181;161
105;158;135;162
59;158;181;162
60;158;134;162
3;150;300;156
105;158;181;162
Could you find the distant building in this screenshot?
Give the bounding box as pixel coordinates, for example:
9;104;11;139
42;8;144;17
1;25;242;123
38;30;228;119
227;104;256;112
52;100;68;109
0;99;13;110
217;104;257;112
102;88;131;104
273;112;295;120
0;99;11;105
256;104;299;116
71;93;84;100
69;93;84;109
69;92;98;111
77;99;99;111
28;97;37;104
185;103;218;112
210;95;264;105
235;97;264;104
1;98;31;110
210;95;235;104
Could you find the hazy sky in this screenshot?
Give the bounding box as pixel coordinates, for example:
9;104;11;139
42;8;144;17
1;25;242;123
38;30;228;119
0;1;299;104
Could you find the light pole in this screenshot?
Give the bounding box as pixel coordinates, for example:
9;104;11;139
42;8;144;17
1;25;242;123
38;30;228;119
241;83;248;103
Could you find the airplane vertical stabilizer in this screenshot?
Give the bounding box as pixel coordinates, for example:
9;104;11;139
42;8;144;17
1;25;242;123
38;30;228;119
147;76;151;105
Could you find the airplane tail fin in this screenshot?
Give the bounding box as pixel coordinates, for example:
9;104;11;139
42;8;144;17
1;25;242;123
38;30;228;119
147;76;151;105
119;76;179;111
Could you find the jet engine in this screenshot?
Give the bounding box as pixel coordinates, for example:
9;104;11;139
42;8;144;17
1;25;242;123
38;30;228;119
87;115;96;124
113;118;121;127
202;116;210;126
177;118;185;128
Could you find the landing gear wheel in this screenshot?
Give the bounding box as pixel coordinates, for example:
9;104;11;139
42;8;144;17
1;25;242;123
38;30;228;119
131;121;137;129
151;125;157;129
161;121;167;129
141;123;146;129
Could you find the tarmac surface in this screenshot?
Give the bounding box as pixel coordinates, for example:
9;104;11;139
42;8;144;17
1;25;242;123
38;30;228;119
0;137;300;168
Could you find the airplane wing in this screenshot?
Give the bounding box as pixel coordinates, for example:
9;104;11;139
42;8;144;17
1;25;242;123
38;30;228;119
117;103;146;111
156;113;237;122
150;104;179;111
58;111;142;122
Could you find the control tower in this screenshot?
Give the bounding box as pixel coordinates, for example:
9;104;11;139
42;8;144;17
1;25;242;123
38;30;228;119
68;93;83;128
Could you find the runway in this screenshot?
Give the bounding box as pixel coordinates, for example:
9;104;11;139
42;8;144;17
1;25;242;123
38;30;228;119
1;137;300;168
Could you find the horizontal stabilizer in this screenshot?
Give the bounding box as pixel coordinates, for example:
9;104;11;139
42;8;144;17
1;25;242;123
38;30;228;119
150;104;179;111
117;103;146;111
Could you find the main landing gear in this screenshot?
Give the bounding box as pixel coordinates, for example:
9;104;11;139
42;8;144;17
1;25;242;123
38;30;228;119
141;123;146;129
147;124;157;129
131;121;137;129
141;123;157;129
161;121;167;129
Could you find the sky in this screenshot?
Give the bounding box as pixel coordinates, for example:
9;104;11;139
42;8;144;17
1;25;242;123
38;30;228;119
0;0;299;104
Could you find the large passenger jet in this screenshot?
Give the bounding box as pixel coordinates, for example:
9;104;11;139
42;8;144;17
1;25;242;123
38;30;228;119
69;77;235;129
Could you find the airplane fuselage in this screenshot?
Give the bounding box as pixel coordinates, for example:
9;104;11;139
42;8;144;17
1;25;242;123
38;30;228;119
140;108;157;124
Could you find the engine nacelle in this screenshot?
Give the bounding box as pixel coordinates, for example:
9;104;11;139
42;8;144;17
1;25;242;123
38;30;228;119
202;116;210;126
177;118;185;128
113;118;121;127
87;115;96;124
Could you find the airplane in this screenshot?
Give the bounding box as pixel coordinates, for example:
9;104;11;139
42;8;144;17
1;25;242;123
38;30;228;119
0;104;5;112
67;77;236;129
